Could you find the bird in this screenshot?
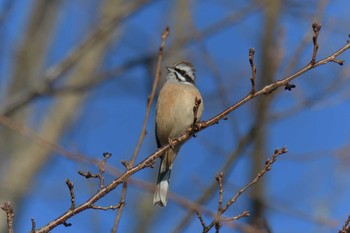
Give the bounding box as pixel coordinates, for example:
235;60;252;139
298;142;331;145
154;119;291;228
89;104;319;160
153;61;204;207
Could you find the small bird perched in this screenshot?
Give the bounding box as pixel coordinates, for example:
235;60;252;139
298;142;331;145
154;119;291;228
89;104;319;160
153;61;204;207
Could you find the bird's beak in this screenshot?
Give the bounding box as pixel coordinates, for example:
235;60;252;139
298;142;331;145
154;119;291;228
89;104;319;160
166;66;175;72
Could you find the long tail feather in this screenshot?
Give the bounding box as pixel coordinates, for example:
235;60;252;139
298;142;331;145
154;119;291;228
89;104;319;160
153;150;174;207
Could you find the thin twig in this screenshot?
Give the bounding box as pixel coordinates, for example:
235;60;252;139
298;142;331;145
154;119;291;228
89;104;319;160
98;152;112;190
129;26;170;165
249;48;256;94
111;182;127;233
311;22;321;65
339;215;350;233
216;172;224;212
91;202;124;211
77;152;112;190
195;210;207;230
203;148;287;232
111;26;170;233
1;202;14;233
215;172;224;232
173;126;255;233
65;179;75;210
78;171;99;179
224;148;287;212
220;210;250;221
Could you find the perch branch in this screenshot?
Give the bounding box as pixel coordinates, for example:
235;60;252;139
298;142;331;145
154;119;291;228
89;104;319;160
4;25;348;233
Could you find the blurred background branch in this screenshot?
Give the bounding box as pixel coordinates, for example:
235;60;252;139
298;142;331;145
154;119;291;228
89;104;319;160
1;1;350;233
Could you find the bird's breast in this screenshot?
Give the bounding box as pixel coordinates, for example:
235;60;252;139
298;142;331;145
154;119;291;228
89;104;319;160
156;82;203;145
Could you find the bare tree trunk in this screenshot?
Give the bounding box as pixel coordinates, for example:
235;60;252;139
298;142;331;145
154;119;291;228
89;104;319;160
0;0;122;231
250;0;282;230
0;1;60;230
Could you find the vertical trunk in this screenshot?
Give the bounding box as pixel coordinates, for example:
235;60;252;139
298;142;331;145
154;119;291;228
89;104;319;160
250;0;282;229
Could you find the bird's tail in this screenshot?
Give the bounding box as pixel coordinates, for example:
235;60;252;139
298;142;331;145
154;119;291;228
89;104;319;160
153;149;175;207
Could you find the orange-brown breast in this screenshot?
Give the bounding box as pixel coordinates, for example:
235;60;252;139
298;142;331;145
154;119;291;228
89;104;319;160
155;82;203;147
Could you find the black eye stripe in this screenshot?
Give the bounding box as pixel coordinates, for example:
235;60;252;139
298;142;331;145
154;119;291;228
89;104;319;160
174;68;194;84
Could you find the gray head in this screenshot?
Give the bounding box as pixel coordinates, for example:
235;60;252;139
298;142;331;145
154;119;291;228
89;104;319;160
166;61;196;85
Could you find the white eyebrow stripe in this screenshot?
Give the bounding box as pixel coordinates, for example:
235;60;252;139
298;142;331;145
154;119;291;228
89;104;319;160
174;68;195;84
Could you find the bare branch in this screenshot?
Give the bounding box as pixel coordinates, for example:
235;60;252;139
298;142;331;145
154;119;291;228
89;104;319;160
202;147;287;232
220;210;250;222
339;215;350;233
65;179;75;210
200;38;350;130
78;152;112;190
78;171;99;179
98;152;112;190
112;26;170;233
91;202;124;211
215;172;224;232
249;48;256;94
216;172;224;212
311;22;321;65
195;209;207;230
1;202;14;233
2;25;349;233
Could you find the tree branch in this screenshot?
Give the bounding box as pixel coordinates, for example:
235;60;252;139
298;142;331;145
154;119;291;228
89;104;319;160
339;215;350;233
2;24;350;233
1;202;14;233
111;26;169;233
202;147;287;233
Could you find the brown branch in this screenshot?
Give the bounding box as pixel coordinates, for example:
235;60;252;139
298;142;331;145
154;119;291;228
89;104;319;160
249;48;256;94
78;171;99;179
200;39;350;130
173;126;255;232
65;179;75;210
195;210;207;230
216;172;224;213
1;202;14;233
91;202;124;211
311;22;321;65
215;172;224;232
202;148;287;233
339;215;350;233
32;30;350;233
97;152;111;190
220;210;250;222
111;26;170;233
111;182;127;233
78;152;111;191
129;26;169;166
